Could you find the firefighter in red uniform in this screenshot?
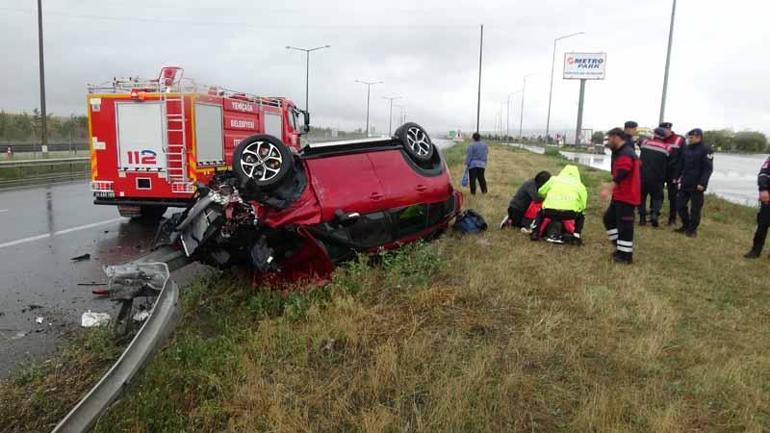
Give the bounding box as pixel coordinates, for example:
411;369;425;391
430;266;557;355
602;128;641;264
660;122;686;226
744;155;770;258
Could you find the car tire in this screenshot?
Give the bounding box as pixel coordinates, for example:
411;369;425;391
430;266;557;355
232;135;293;189
395;122;435;162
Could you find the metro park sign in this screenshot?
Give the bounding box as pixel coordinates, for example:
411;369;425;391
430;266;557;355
563;52;607;80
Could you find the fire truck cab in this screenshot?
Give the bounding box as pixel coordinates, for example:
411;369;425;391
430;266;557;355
87;66;307;219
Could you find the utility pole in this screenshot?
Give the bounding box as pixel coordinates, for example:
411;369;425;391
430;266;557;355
286;44;331;113
355;80;382;137
475;24;484;134
659;0;677;123
545;31;584;144
519;73;535;139
37;0;48;156
394;104;406;124
382;96;402;135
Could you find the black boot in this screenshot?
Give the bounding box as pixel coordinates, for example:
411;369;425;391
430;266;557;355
668;217;676;226
650;219;659;228
744;248;761;259
612;251;633;264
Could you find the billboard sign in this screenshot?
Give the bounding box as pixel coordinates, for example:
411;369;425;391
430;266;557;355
564;52;607;80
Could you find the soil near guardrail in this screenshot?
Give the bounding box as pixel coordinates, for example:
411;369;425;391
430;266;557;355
2;144;768;432
0;159;91;189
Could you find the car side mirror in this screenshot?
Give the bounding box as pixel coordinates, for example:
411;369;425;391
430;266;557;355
334;209;360;227
301;110;310;134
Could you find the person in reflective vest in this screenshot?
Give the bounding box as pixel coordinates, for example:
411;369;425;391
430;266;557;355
602;128;641;264
660;121;686;225
744;155;770;258
530;165;587;243
639;127;673;227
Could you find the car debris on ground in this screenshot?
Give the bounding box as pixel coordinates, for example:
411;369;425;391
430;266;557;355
81;311;111;328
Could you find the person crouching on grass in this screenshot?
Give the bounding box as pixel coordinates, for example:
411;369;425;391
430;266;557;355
601;128;641;264
500;170;551;231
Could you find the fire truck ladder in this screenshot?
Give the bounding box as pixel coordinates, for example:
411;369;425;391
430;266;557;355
164;94;187;183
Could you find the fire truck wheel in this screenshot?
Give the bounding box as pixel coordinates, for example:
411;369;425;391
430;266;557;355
233;135;293;188
395;122;435;162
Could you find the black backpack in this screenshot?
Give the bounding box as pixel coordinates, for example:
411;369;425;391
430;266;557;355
453;209;488;234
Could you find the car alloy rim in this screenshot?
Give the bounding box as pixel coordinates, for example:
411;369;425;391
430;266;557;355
239;140;283;182
406;126;431;157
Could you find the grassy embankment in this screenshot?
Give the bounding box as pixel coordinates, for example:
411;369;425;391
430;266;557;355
2;143;769;433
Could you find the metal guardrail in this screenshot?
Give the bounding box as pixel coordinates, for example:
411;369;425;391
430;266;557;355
51;247;191;433
0;156;89;167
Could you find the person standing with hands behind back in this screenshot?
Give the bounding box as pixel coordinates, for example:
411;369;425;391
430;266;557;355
465;132;489;195
601;128;641;264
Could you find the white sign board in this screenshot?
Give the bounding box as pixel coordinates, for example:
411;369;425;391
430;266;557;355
564;52;607;80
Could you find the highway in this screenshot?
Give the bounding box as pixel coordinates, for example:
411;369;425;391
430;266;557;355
0;181;200;378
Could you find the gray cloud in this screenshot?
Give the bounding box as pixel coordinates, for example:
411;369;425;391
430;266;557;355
1;0;768;136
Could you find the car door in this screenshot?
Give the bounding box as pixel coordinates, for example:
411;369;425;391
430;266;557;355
304;153;386;222
368;150;450;206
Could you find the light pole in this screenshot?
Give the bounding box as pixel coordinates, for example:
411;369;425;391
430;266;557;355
506;89;522;142
659;0;677;123
394;104;406;124
286;44;331;113
519;73;536;139
355;80;383;137
382;96;402;135
545;31;584;145
37;0;48;156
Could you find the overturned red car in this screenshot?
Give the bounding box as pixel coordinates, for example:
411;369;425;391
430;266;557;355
156;123;462;282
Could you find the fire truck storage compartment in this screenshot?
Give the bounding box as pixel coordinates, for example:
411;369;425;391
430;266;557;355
264;111;283;138
116;102;167;171
194;103;224;165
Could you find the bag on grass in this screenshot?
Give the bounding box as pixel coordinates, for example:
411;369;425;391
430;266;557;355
453;209;488;234
460;169;469;187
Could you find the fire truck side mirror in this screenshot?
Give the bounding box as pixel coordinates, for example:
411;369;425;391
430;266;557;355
301;110;311;134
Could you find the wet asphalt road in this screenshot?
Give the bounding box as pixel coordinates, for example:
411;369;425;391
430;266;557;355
0;181;196;379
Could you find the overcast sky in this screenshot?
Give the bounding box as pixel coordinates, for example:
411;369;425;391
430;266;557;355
2;0;769;136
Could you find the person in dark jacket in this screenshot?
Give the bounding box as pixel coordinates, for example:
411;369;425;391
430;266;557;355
744;155;770;258
638;127;673;227
660;122;686;225
602;128;641;264
465;132;489;195
674;128;714;237
501;171;551;230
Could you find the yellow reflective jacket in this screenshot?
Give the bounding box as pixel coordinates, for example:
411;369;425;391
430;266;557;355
538;165;588;212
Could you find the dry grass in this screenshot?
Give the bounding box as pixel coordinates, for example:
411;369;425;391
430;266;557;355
3;144;769;432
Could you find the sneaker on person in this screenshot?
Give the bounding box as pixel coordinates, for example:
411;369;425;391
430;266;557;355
499;215;512;229
520;226;533;234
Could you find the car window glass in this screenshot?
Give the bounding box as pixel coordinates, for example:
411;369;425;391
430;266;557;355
393;204;428;237
348;212;391;247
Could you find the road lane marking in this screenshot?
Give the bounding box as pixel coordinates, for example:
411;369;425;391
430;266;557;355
0;218;123;249
0;209;8;213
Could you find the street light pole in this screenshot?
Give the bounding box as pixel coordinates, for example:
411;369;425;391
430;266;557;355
545;31;584;145
519;74;535;139
37;0;48;156
506;89;522;143
382;96;402;135
286;44;331;113
475;24;484;134
659;0;677;123
355;80;383;137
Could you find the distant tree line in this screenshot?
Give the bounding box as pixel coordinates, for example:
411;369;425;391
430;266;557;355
0;110;88;143
703;129;768;153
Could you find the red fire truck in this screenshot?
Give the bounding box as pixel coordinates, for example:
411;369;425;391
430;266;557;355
87;66;308;219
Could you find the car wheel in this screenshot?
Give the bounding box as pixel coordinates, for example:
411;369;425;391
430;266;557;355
396;122;435;162
232;135;293;188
